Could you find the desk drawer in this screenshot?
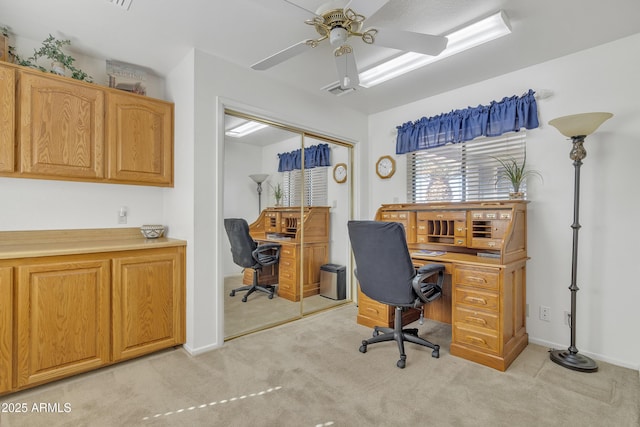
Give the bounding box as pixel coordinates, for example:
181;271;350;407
454;306;499;332
455;266;499;290
454;287;499;312
453;324;500;354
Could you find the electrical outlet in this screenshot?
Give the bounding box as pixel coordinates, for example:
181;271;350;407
118;206;128;224
539;305;550;322
564;311;571;326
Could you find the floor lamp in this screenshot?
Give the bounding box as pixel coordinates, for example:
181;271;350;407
249;174;269;215
548;112;613;373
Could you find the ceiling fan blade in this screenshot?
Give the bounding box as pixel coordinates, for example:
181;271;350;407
334;44;359;88
346;0;389;20
283;0;321;18
373;28;448;56
251;40;313;70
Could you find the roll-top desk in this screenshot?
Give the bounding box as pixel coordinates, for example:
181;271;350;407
357;201;528;371
245;206;329;302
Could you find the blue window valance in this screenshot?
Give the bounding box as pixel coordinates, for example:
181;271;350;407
396;89;539;154
278;143;331;172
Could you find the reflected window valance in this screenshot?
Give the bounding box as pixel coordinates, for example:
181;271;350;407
396;89;539;154
278;143;331;172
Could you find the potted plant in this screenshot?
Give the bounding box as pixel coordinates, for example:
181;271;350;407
493;155;542;199
27;34;93;82
269;183;283;206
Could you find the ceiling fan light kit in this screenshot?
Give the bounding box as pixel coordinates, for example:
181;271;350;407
252;0;448;90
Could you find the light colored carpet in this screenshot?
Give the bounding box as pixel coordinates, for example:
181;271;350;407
224;274;348;339
1;304;638;426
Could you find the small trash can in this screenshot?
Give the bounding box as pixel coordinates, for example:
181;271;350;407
319;264;346;300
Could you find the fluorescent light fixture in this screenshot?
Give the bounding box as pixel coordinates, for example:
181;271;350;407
225;121;268;138
359;10;511;88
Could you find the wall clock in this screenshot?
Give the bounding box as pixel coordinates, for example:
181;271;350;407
333;163;347;183
376;155;396;179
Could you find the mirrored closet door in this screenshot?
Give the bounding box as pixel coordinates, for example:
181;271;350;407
222;109;353;340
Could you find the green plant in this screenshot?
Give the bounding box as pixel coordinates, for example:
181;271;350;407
269;183;283;204
493;155;542;193
27;34;93;82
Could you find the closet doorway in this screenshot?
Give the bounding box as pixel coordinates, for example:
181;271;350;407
222;108;354;340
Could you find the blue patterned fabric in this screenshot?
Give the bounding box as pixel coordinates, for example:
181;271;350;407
278;143;331;172
395;90;539;154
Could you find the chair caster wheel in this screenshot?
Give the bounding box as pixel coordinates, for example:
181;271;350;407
241;296;248;302
432;348;440;358
359;342;368;353
230;291;235;297
268;294;274;299
397;359;406;369
373;328;380;337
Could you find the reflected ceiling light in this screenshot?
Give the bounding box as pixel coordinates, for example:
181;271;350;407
225;121;269;138
359;10;511;88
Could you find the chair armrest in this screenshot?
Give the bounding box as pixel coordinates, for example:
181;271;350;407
253;243;281;266
412;263;445;305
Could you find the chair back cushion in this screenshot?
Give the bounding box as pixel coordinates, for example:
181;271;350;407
347;221;416;306
224;218;259;269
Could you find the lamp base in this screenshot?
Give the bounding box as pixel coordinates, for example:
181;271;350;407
549;349;598;373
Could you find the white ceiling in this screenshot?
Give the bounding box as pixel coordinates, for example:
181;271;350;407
2;0;640;115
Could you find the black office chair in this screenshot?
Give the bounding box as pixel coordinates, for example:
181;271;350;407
348;220;445;368
224;218;281;302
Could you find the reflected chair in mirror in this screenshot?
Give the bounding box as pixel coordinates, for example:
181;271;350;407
348;220;445;368
224;218;281;302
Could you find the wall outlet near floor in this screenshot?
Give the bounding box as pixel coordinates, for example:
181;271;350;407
539;305;551;322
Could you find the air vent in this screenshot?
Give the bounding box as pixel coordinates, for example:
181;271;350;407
107;0;132;10
322;82;356;96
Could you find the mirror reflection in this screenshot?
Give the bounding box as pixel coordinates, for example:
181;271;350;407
223;110;353;340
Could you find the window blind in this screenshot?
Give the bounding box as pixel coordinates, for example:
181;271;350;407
407;133;527;203
282;167;328;206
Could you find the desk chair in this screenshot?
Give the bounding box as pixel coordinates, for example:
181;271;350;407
224;218;281;302
348;220;445;368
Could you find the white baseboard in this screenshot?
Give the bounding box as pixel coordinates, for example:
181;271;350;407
528;337;640;372
182;341;222;356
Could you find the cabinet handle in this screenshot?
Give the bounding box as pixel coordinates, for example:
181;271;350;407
365;307;380;315
465;316;487;326
467;276;487;284
465;296;487;305
487;241;496;247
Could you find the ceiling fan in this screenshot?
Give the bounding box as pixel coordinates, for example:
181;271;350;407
251;0;448;89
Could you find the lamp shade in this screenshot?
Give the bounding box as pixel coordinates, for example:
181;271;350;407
548;112;613;137
249;174;269;184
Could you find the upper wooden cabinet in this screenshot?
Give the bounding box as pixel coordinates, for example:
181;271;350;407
17;70;105;179
0;63;15;172
106;92;173;185
0;62;174;187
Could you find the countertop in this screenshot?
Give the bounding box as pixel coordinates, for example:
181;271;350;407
0;228;186;260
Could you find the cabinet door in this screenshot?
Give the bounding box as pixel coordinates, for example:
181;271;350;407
106;93;173;186
0;267;12;393
112;248;185;361
17;71;105;179
15;259;110;388
0;64;15;172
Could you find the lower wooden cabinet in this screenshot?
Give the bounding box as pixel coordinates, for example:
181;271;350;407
15;258;111;388
1;243;186;395
112;249;185;361
0;267;12;394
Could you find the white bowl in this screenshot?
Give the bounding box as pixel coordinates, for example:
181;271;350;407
140;225;165;239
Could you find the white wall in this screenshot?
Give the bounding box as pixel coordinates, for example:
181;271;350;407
168;49;367;355
368;33;640;369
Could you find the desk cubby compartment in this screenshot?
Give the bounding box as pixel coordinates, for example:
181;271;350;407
470;210;510;249
417;211;466;246
264;212;280;233
280;215;299;238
